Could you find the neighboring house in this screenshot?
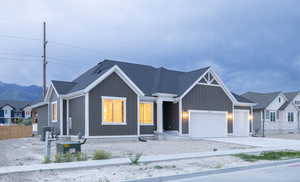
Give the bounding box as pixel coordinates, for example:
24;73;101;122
38;60;255;138
242;92;300;135
0;100;32;124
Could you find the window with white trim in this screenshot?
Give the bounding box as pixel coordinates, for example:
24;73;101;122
139;102;154;125
295;100;300;105
265;110;270;120
288;112;294;122
102;97;126;124
270;111;276;122
51;102;57;122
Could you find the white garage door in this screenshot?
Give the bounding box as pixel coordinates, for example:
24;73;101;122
190;111;227;138
234;110;250;137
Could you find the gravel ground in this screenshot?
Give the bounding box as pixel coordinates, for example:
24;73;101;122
0;136;251;167
0;156;270;182
267;133;300;140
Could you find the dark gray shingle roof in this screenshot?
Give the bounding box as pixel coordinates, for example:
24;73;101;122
51;59;210;96
52;81;77;95
231;92;255;103
241;92;281;109
0;100;32;110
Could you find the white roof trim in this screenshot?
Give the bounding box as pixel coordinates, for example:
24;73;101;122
84;65;144;96
152;93;177;97
179;68;238;104
30;102;48;109
44;81;59;102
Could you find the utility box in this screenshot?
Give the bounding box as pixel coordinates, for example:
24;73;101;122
56;141;81;154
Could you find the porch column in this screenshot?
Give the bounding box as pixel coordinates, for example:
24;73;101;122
156;99;163;133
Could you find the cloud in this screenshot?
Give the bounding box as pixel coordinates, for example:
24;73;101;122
0;0;299;93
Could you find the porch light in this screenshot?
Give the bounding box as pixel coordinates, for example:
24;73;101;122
182;111;189;120
227;112;233;120
248;114;253;120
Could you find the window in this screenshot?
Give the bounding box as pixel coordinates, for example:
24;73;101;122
4;110;7;114
102;97;126;124
265;110;270;120
51;102;57;122
270;111;276;122
288;112;294;122
295;100;300;105
140;102;154;125
278;97;281;103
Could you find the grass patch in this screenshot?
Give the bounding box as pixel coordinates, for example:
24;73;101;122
234;151;300;162
93;150;112;160
43;156;51;164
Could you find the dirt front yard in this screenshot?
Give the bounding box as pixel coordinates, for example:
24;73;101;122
0;136;251;167
0;155;271;182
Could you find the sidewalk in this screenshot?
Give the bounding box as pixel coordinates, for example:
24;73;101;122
1;145;300;175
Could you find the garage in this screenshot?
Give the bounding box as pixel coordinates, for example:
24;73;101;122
233;110;250;136
189;111;227;138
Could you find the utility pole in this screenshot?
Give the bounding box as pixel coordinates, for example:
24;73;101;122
43;22;48;98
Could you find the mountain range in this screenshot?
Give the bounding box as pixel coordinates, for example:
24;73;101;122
0;81;43;102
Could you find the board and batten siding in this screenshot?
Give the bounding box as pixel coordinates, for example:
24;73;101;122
34;104;48;135
140;103;157;135
69;96;85;135
62;100;67;135
181;84;233;134
49;90;60;131
89;72;138;136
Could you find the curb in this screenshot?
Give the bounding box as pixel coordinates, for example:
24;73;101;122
123;159;300;182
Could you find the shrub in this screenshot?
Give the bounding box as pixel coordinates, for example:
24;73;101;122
128;152;143;165
22;118;32;126
54;154;65;163
76;152;88;161
93;150;112;160
64;152;73;162
43;156;51;164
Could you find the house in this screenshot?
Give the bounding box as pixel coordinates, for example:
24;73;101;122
39;60;255;138
242;92;300;135
0;100;32;124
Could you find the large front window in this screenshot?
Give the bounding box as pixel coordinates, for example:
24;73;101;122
102;97;126;124
51;102;57;122
140;102;154;125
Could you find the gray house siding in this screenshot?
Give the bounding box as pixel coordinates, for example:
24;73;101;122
182;84;233;134
49;90;60;132
140;103;157;135
63;100;67;135
69;96;85;135
35;105;48;135
89;72;138;136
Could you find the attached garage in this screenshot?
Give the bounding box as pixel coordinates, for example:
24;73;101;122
233;110;250;137
189;111;227;138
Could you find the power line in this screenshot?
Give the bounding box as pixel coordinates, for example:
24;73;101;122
0;34;40;41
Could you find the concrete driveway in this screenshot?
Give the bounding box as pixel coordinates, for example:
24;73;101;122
206;137;300;148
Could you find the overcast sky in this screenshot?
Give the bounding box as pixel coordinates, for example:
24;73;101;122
0;0;299;94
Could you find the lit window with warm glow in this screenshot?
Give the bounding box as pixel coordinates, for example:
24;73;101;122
140;102;153;125
51;102;57;122
102;97;126;124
